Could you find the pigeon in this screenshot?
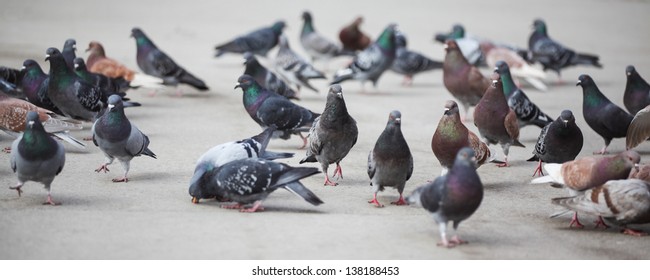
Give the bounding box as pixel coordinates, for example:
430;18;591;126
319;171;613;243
407;147;484;248
528;19;602;79
243;52;298;100
18;59;62;115
331;24;397;89
300;11;351;63
494;60;553;129
434;24;484;66
473;75;525;167
431;100;496;175
552;179;650;236
434;24;465;43
214;21;286;57
0;78;19;97
626;105;650;150
630;163;650;182
199;158;324;212
480;41;547;91
131;27;209;91
300;84;358;186
62;39;77;71
576;74;633;154
73;57;131;94
189;126;294;204
367;110;413;207
45;47;105;122
92;95;156;182
442;39;490;120
390;31;443;86
0;91;85;150
528;110;584;177
10;111;66;205
531;150;640;228
338;16;371;52
234;75;319;147
274;35;326;93
623;65;650;116
85;41;164;88
0;65;22;86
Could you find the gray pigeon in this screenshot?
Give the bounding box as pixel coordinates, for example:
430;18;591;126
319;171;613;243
189;126;294;204
274;35;326;93
62;39;77;71
19;59;62;115
552;179;650;236
300;11;351;63
390;31;443;86
407;147;484;247
623;65;650;116
243;52;298;100
214;21;286;57
92;95;156;182
528;110;584;177
10;111;65;205
300;84;358;186
45;47;105;122
367;110;413;207
494;60;553;128
331;24;398;89
201;158;324;212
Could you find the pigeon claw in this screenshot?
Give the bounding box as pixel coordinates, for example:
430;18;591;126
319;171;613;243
191;197;200;204
324;177;338;186
532;160;544;177
112;177;129;183
2;147;11;153
368;197;384;208
594;216;610;229
621;228;647;237
95;164;110;173
42;194;59;206
391;196;408;206
9;185;23;197
239;201;264;213
569;212;584;229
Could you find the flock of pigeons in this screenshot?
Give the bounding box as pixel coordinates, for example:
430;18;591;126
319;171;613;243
1;11;650;248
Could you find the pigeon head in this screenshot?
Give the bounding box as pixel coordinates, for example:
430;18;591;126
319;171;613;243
443;100;459;116
626;65;636;76
532;19;547;35
395;32;407;48
450;24;465;38
559;110;575;127
242;52;255;64
301;11;312;22
271;21;286;34
491;72;501;86
353;16;363;26
455;147;477;167
387;110;402;126
576;74;594;87
130;27;154;47
130;27;145;38
406;186;423;207
25;111;42;131
22;59;39;70
375;23;398;49
494;60;510;75
622;150;641;171
234;74;258;90
86;41;105;54
107;94;124;112
64;39;76;51
328;84;343;99
45;47;62;61
73;57;86;70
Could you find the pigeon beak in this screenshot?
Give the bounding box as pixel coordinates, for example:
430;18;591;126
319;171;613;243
44;54;50;61
562;119;568;127
337;92;342;98
21;66;26;70
635;163;640;172
395;118;401;124
443;43;449;50
74;63;79;69
27;120;34;128
491;80;498;86
494;66;499;72
108;104;115;110
191;197;200;204
627;72;631;76
576;80;581;86
234;83;241;89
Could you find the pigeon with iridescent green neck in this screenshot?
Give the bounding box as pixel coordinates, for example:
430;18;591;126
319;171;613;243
214;21;286;57
331;24;398;89
494;60;552;129
18;59;62;115
623;66;650;115
243;52;298;100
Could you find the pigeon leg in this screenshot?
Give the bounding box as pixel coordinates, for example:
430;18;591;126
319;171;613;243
436;222;454;248
532;160;544;177
240;201;264;213
324;176;338;186
569;212;584;229
112;161;130;182
448;235;468;246
298;133;308;149
496;156;510;167
594;216;610;229
368;192;384;207
621;228;647;237
9;184;23;197
333;163;343;179
112;177;129;183
390;194;407;206
401;76;413;86
221;203;244;209
42;192;58;206
593;140;611;155
95;157;114;173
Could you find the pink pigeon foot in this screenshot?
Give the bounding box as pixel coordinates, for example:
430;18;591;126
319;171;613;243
95;164;110;173
221;203;244;210
569;212;584;229
448;235;468;246
594;216;610;229
112;177;129;183
42;194;59;206
621;228;647;237
9;185;23;197
532;160;544;177
390;195;407;206
368;193;384;207
401;76;413;86
2;147;11;153
333;163;343;179
239;201;264;213
324;176;338;186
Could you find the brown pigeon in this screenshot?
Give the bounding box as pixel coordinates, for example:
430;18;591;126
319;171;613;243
338;16;371;52
630;163;650;182
473;74;525;167
86;41;163;89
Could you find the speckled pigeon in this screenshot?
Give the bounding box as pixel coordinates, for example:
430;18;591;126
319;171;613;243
528;19;602;79
10;111;65;205
274;35;326;93
331;24;397;89
407;147;484;248
92;95;156;182
528;110;584;177
473;75;525;167
243;52;298;100
300;84;358;186
623;65;650;115
201;158;323;212
131;27;208;91
367;110;413;207
576;74;633;154
234;75;319;148
390;31;442;86
442;39;490;120
552;179;650;236
494;60;552;128
189;126;294;204
214;21;286;57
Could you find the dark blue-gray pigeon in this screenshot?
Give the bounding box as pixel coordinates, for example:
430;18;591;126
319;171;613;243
367;110;413;207
528;110;584;177
331;24;398;89
494;60;552;128
234;74;319;148
10;111;65;205
131;27;208;91
199;158;323;212
243;52;298;100
62;39;77;71
390;31;442;86
189;126;294;204
274;35;326;93
528;19;602;80
300;85;358;186
576;74;633;154
214;21;286;57
45;47;105;122
92;95;156;182
0;65;22;97
623;65;650;116
18;59;62;115
73;57;131;95
407;147;484;248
